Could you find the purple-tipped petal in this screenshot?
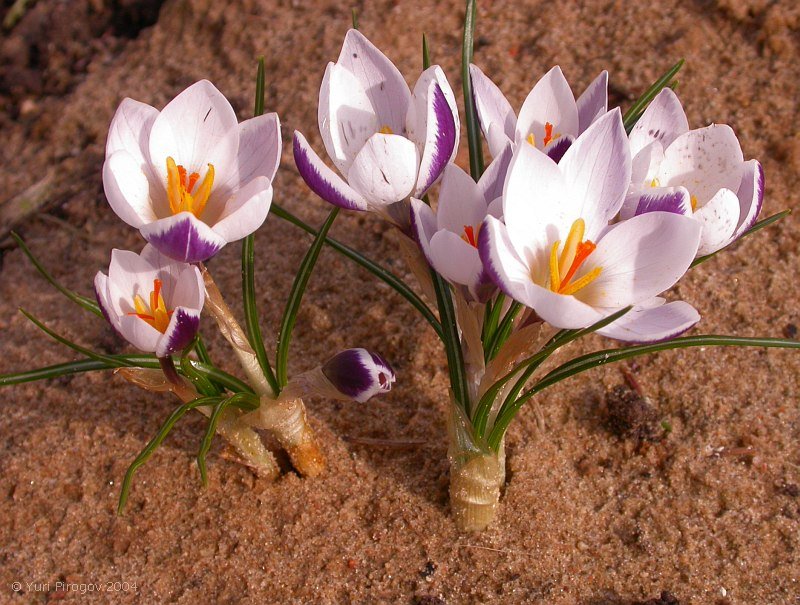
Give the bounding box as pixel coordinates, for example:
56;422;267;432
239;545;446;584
140;212;226;263
597;300;700;343
632;187;693;217
576;70;608;134
544;135;573;163
155;307;201;357
414;82;458;196
322;348;396;403
293;131;368;211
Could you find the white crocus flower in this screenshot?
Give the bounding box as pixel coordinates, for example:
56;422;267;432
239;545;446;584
409;146;512;301
621;88;764;256
479;109;703;341
94;245;204;357
470;63;608;162
103;80;279;262
293;29;460;227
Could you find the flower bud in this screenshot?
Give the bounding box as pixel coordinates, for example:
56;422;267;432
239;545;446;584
321;348;395;403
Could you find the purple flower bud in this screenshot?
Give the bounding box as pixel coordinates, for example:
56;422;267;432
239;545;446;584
321;348;396;403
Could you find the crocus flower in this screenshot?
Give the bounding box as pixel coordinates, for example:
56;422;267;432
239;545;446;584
103;80;279;262
470;63;608;162
321;348;396;403
293;29;459;226
410;145;512;301
621;88;764;255
95;245;204;357
479;109;703;340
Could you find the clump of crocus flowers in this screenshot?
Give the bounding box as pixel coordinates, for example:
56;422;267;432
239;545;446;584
1;1;796;533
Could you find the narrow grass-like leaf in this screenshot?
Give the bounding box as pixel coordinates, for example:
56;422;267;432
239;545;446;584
691;209;791;268
485;301;522;362
488;334;800;449
423;34;431;69
432;271;471;414
269;203;443;338
351;7;358;29
196;392;260;485
241;57;280;395
473;307;632;438
118;395;223;513
276;208;339;387
193;334;213;366
462;0;484;180
11;232;101;316
622;59;684;133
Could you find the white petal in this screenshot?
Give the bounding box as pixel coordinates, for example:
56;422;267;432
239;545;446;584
576;70;608;134
94;272;122;331
630;140;665;185
108;248;159;313
579;212;701;307
629;88;689;157
560;108;631;239
106;98;158;166
469;63;516;157
347;133;419;206
478;216;540;307
429;230;483;288
502;141;569;270
694;188;740;255
170;265;205;311
319;62;378;174
515;66;579;147
140;243;189;294
148;80;240;190
103;150;158;228
210;177;273;243
337;29;410;134
436;164;487;233
117;314;162;353
215;112;281;200
487;122;513;160
478;143;513;205
597;300;700;342
732;159;764;238
409;197;437;264
522;284;605;329
658;124;744;206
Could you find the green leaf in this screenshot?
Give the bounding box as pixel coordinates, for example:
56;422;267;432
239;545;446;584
422;33;431;69
432;270;471;415
254;56;266;117
269;202;443;339
196;392;260;485
242;234;280;394
622;59;684;133
473;306;631;439
691;209;791;268
351;7;358;29
488;333;800;449
485;301;522;362
461;0;484;180
276;208;339;387
481;293;504;349
118;395;224;513
11;232;101;317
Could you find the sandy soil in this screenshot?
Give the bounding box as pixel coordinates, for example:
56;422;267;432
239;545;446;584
1;0;798;603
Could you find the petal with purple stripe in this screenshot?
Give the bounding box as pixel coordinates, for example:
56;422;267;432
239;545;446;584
156;307;201;357
293;131;368;211
732;159;764;239
544;135;573;163
140;212;226;263
414;81;458;196
322;348;396;403
632;186;692;217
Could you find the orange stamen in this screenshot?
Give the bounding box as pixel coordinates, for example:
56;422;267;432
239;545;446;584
126;279;173;333
165;156;215;218
462;225;478;248
186;172;200;193
560;241;597;290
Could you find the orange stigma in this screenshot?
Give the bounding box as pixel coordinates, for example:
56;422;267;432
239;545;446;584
127;279;173;333
547;218;602;296
166;156;214;217
462;225;479;248
543;122;555;147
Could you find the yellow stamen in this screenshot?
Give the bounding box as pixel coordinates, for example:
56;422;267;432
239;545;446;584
526;133;536;147
558;266;602;296
379;125;393;135
649;178;660;188
690;194;698;212
128;279;172;333
558;218;585;277
545;218;601;296
165;156;215;217
549;240;562;292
